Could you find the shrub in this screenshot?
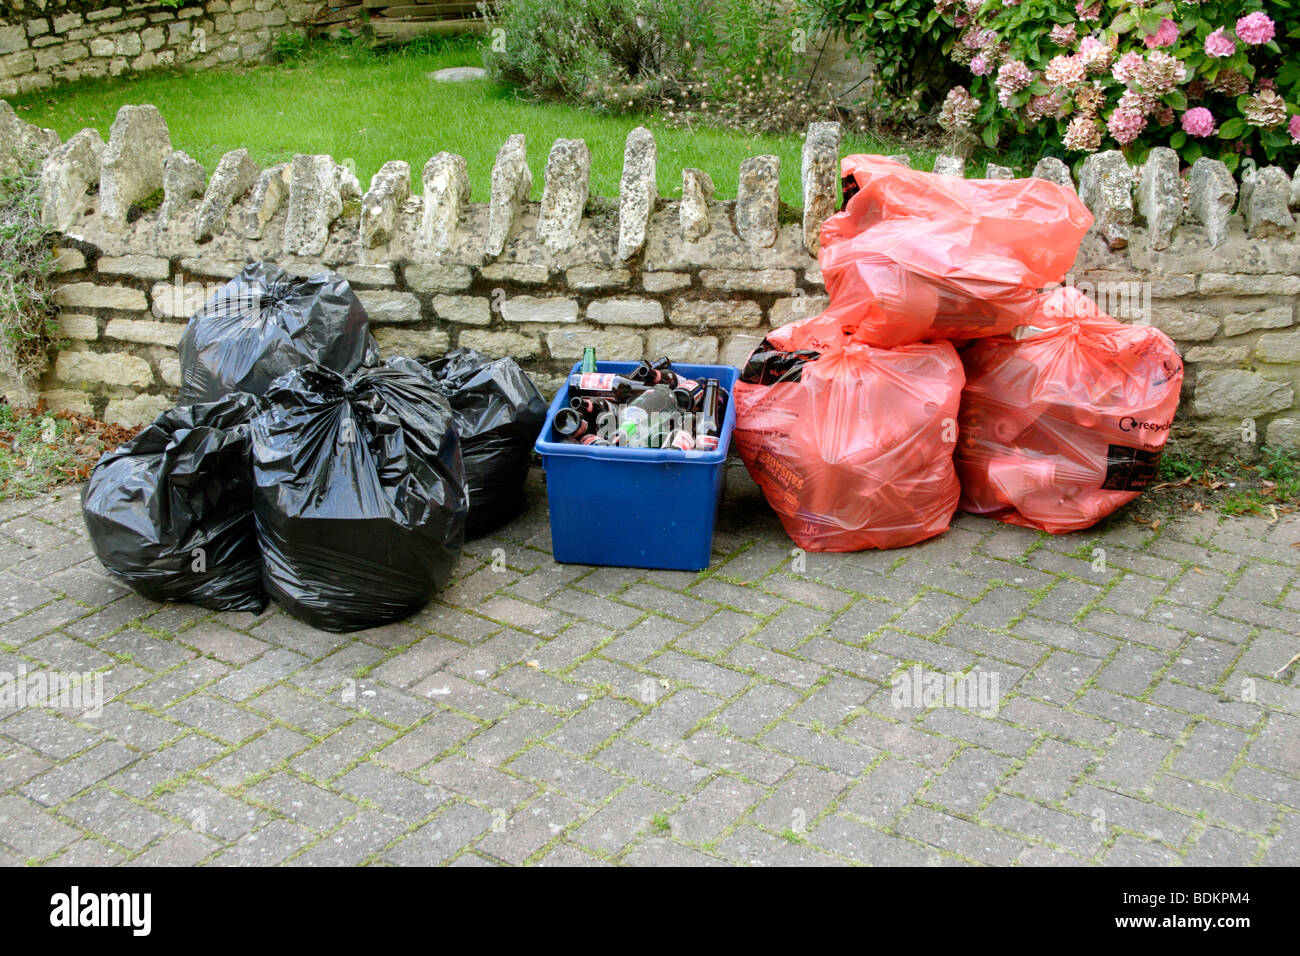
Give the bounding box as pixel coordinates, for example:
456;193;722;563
0;167;59;392
481;0;706;108
932;0;1299;169
483;0;852;134
800;0;966;119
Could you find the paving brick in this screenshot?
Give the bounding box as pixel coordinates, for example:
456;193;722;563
126;829;221;866
61;790;175;851
810;814;941;865
382;804;494;865
339;761;452;821
1172;721;1250;781
1008;739;1094;803
1183;826;1262;866
205;727;313;787
477;791;586;864
981;795;1103;858
718;826;849;866
247;774;358;832
462;706;562;766
1150;776;1277;833
570;784;677;854
726;643;827;689
156;781;266;841
898;806;1027;864
621;837;729;866
596;739;706;793
0;794;82;857
286;811;406;866
21;741;136;805
1066;785;1195;843
762;723;877;776
370;719;472;776
671;776;764;843
209;819;314;866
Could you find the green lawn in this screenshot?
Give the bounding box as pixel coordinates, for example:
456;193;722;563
7;35;937;206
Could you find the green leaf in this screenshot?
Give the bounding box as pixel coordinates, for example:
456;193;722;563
1162;90;1187;111
1137;8;1164;35
1111;11;1136;33
982;123;1000;148
1169;130;1186;149
1221;152;1240;172
1218;117;1246;139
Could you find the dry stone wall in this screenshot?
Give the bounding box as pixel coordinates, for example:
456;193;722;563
0;0;321;96
4;100;1300;459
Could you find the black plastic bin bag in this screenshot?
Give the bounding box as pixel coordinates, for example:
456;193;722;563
250;360;468;632
420;347;547;537
82;394;265;612
178;261;377;404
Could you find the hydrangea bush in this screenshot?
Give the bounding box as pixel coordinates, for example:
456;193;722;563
934;0;1299;170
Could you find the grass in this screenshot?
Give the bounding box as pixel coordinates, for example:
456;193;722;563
6;34;937;207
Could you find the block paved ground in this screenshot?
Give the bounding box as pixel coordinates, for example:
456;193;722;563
0;467;1297;867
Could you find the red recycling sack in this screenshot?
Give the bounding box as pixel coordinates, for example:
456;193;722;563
733;337;965;551
817;154;1094;348
955;288;1184;534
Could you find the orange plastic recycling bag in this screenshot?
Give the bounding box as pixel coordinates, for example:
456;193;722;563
955;288;1184;534
811;154;1093;349
734;338;965;551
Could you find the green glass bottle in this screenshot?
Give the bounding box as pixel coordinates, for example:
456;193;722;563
581;346;597;374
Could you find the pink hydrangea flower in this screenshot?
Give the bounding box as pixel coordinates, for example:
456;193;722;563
1155;106;1175;127
1049;23;1077;46
1143;18;1179;48
1107;108;1147;145
1290;115;1300;144
971;54;991;76
1063;115;1102;151
1112;51;1144;84
1045;53;1087;87
1236;12;1275;45
1078;35;1113;72
1075;1;1101;21
1204;27;1236;58
1180;107;1215;137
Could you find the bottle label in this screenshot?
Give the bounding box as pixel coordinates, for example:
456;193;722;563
668;431;695;450
577;373;615;391
1100;444;1161;491
696;435;719;451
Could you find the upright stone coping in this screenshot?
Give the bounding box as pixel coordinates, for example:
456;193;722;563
0;99;59;176
159;149;205;228
1032;156;1075;191
486;134;530;258
1136;146;1180;252
537;138;591;253
801;121;841;256
680;168;715;243
98;104;171;233
194;148;259;242
283;153;345;257
1240;166;1296;239
246;162;289;240
1078;149;1133;250
421;152;470;255
1189;157;1237;248
617;126;657;261
361;160;411;249
736;155;780;248
39;128;104;232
